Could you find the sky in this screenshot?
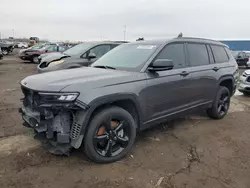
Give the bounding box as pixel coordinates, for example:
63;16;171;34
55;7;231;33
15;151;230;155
0;0;249;41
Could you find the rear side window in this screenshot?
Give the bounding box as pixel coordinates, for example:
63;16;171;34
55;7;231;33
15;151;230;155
211;45;229;63
187;43;209;66
156;43;185;68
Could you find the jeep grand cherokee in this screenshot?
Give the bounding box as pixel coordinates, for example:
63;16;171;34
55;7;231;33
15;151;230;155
19;37;238;163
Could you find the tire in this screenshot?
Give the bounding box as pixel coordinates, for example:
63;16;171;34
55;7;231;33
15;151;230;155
242;91;250;96
207;86;230;120
84;106;136;163
2;49;8;55
32;55;39;64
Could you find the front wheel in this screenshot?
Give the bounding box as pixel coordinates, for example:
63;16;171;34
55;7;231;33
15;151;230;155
84;106;136;163
2;49;8;55
32;56;39;64
207;86;230;119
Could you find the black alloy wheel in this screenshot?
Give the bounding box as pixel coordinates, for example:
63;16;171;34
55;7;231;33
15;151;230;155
207;86;231;119
84;106;136;163
217;92;230;116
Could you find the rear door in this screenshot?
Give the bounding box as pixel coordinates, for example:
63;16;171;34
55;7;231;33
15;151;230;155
186;43;217;103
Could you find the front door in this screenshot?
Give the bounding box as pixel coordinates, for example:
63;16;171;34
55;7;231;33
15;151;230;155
144;43;194;123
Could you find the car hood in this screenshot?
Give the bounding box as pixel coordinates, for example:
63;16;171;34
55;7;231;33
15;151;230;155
244;70;250;75
40;52;70;63
20;67;143;92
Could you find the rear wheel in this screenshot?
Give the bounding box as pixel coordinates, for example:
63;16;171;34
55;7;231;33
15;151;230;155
84;106;136;163
207;86;230;119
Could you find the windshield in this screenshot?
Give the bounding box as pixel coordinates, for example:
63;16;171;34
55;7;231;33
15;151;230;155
91;43;159;71
31;44;46;50
63;43;94;56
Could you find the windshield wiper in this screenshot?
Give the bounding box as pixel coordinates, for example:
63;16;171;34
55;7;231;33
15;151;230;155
93;65;116;70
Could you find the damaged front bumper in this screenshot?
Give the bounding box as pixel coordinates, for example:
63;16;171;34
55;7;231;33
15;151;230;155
19;87;89;155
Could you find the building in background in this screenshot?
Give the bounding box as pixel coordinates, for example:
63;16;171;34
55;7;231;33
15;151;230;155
220;40;250;51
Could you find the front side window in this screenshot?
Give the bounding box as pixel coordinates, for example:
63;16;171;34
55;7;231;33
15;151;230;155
89;45;111;58
187;43;210;66
156;43;185;69
211;45;229;63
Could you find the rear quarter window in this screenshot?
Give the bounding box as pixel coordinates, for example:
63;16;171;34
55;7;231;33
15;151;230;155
211;45;229;63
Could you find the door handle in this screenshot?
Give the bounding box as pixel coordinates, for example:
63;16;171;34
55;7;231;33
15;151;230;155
180;71;189;77
212;67;220;71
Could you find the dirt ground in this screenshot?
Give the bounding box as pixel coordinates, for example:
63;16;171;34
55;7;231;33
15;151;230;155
1;54;250;188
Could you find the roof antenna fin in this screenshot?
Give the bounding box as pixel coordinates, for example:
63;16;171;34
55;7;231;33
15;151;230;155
178;32;183;38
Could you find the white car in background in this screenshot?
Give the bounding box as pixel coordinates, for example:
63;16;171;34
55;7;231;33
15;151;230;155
17;42;28;49
239;70;250;95
244;51;250;68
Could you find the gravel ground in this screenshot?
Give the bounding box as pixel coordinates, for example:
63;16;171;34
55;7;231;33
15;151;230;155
0;55;250;188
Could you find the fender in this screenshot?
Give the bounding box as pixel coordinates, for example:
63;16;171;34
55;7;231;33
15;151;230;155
218;74;236;96
66;64;82;69
80;93;143;134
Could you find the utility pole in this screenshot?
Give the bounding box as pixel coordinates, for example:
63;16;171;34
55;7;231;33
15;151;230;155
12;29;14;39
123;25;126;41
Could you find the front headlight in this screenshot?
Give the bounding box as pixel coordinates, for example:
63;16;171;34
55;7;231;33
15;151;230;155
39;92;79;102
48;60;64;67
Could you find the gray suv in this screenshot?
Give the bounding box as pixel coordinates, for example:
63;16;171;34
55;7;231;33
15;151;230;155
19;37;238;163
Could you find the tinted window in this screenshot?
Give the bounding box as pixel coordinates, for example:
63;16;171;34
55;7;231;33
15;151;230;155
46;45;57;52
207;45;215;63
156;43;185;68
211;45;229;63
187;43;209;66
59;46;67;52
89;45;111;58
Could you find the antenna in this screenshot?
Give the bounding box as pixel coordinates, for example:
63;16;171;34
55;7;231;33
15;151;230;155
123;25;126;41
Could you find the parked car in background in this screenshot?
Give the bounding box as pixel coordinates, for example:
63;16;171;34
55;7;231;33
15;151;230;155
239;70;250;95
17;42;29;49
0;40;14;55
19;44;67;63
232;51;249;66
37;41;123;73
20;38;238;163
0;48;3;59
29;37;39;47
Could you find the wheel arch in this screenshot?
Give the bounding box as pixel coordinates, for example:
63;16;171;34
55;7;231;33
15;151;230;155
81;93;142;135
218;75;235;96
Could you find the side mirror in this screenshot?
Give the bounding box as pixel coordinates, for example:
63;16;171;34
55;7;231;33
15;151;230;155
45;49;48;53
88;52;96;59
148;59;174;71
